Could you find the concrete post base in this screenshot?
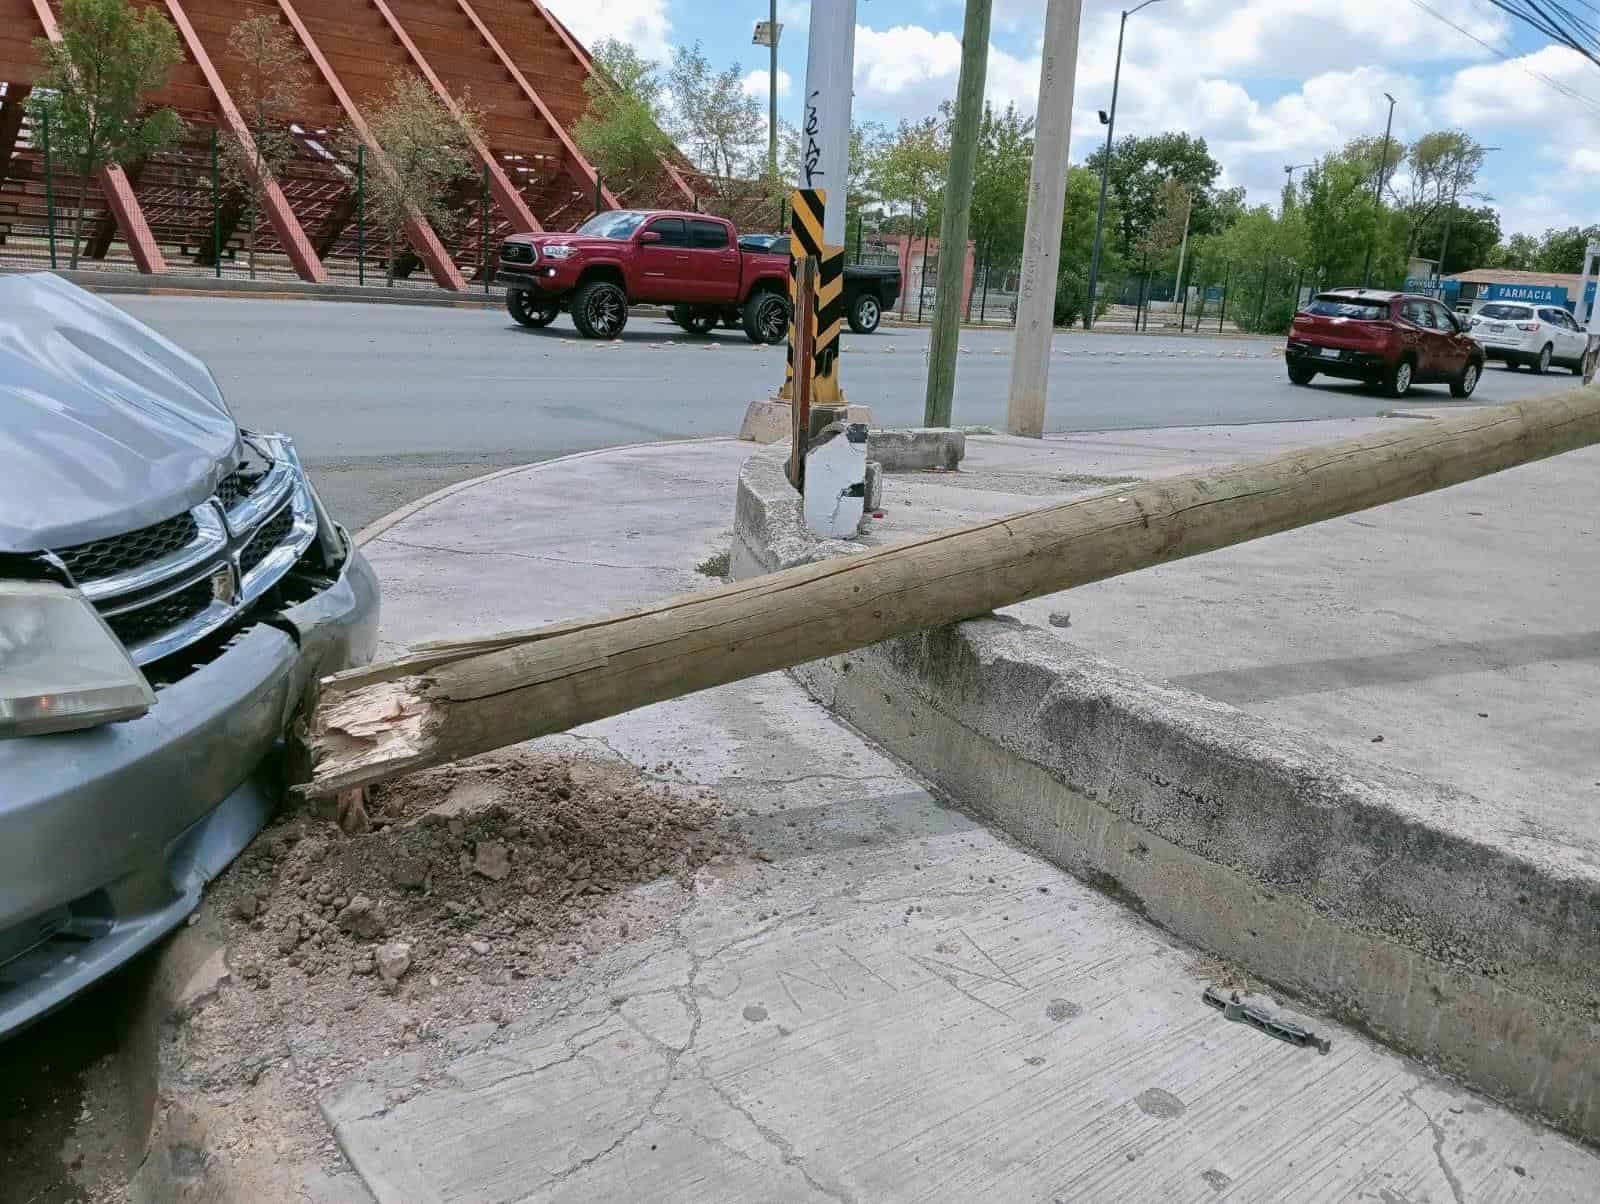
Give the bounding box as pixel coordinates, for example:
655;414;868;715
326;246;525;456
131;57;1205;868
737;399;876;443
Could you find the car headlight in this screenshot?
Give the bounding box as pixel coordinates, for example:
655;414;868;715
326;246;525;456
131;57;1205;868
541;244;576;260
0;579;156;737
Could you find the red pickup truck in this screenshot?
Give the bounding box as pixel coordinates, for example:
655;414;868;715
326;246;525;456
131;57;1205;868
497;210;792;343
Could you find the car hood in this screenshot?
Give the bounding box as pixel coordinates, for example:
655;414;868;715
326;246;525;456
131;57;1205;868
0;273;240;553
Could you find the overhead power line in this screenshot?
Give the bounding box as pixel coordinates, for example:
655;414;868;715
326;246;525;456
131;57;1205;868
1406;0;1600;116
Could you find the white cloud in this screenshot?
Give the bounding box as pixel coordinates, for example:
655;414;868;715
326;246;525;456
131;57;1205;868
851;24;1041;122
741;68;793;101
542;0;670;53
1446;45;1600;129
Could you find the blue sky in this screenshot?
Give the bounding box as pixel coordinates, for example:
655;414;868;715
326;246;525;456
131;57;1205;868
543;0;1600;238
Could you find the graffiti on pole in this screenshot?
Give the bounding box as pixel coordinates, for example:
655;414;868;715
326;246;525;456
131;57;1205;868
802;91;825;186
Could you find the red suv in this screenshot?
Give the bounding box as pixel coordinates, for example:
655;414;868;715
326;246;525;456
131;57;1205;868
1285;289;1484;398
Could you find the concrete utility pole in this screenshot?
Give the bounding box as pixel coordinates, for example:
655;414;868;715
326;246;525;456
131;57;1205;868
1362;91;1397;289
800;0;858;247
1172;191;1192;316
1006;0;1085;437
925;0;994;428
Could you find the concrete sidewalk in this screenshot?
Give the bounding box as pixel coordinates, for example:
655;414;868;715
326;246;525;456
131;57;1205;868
299;430;1600;1201
866;416;1600;870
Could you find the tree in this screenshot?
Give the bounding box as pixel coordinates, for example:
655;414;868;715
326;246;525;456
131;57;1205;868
1532;225;1600;274
1414;204;1500;276
28;0;183;269
1083;131;1222;257
221;14;309;279
666;42;763;190
1387;130;1487;261
574;38;672;191
872;117;949;236
1301;153;1381;285
967;102;1033;265
1139;176;1192;265
352;72;483;287
1492;232;1539;270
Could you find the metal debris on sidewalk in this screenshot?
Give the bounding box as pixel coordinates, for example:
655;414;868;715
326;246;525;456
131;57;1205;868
1203;987;1331;1055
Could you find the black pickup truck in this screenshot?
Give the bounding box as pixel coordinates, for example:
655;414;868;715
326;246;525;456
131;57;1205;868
718;233;902;334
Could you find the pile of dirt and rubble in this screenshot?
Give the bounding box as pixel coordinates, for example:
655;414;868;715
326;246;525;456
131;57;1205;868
151;749;741;1194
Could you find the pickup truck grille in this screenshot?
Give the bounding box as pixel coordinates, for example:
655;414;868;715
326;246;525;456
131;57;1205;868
500;240;535;264
48;446;320;670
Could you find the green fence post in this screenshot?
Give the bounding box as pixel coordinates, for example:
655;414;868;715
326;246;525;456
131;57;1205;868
211;127;221;279
1218;261;1231;334
356;145;366;287
481;164;489;295
43;108;57;270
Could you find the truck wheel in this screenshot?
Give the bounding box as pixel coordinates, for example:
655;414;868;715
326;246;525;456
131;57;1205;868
743;290;791;344
1286;361;1316;386
668;304;692;330
682;311;719;335
572;280;628;339
848;293;882;334
507;289;557;328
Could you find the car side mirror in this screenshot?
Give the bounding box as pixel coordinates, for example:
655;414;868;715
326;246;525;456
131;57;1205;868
639;231;662;244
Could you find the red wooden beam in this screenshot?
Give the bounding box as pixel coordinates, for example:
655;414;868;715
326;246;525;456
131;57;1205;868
273;0;467;290
369;0;540;233
160;0;328;283
454;0;615;210
0;83;31;185
524;0;697;206
29;0;166;273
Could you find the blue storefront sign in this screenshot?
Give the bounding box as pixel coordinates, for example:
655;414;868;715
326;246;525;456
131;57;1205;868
1483;282;1568;306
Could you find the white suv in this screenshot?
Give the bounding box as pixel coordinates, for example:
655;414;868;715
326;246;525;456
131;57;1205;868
1467;301;1589;374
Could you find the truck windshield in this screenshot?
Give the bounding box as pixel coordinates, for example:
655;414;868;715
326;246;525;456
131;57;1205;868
575;211;648;240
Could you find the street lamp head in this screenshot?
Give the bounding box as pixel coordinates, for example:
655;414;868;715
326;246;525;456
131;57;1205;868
1383;91;1396;105
1098;109;1111;125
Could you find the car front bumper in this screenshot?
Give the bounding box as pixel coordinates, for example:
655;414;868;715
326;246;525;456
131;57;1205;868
0;540;379;1037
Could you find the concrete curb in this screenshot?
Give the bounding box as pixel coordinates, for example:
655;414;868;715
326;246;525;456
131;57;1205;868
731;438;1600;1143
2;266;507;309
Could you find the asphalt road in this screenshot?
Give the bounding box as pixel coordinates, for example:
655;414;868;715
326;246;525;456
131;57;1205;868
112;296;1585;532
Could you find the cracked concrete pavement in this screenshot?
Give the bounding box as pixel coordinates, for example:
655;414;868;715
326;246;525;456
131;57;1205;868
332;437;1600;1201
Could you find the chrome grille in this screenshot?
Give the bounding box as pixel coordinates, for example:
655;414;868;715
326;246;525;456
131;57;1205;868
105;578;215;648
55;512;199;583
48;443;320;669
216;466;266;511
239;505;293;576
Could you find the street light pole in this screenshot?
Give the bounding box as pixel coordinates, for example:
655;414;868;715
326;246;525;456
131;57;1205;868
1086;0;1164;330
768;0;778;178
1362;92;1397;289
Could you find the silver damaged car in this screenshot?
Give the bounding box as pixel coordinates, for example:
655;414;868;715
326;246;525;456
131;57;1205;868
0;274;379;1034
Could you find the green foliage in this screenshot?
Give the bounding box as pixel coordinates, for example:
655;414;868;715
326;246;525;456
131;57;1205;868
1083;131;1223;256
575;38;672;190
1492;232;1540;270
1414;205;1501;276
1531;225;1600;274
28;0;184;269
1060;165;1114;273
222;14;310;278
968;102;1033;263
351;72;482;286
1300;153;1379;284
871;117;949;232
666;42;764;189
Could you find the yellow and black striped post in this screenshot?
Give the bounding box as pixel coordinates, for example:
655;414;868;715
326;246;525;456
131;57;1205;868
782;188;846;404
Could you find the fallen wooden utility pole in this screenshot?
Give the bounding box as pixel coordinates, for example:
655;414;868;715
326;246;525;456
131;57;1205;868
299;387;1600;798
